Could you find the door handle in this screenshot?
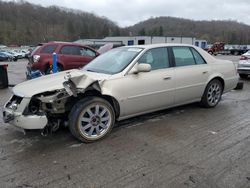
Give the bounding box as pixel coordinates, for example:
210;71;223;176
163;76;171;80
202;71;208;74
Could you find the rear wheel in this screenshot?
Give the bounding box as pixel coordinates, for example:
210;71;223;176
69;97;115;143
201;79;223;108
239;74;248;79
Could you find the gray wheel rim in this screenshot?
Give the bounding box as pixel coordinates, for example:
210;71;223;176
207;82;221;106
78;103;112;140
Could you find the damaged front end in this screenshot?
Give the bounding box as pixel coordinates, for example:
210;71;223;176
3;95;48;131
3;70;105;135
27;89;72;135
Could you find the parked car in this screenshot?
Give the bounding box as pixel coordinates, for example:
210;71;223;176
3;44;238;142
0;51;18;61
26;42;99;76
10;50;23;59
0;52;9;61
238;50;250;78
7;51;19;61
21;50;30;58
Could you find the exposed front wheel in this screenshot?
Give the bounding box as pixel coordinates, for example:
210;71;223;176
201;79;223;108
69;97;115;143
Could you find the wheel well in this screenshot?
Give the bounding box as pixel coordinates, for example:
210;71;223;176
71;90;120;118
210;77;225;91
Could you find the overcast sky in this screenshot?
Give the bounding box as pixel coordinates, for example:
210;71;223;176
5;0;250;27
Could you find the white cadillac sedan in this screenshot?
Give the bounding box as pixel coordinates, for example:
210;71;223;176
3;44;238;142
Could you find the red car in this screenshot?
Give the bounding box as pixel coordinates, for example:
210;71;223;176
27;42;99;76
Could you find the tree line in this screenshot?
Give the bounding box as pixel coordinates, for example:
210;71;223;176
1;1;250;45
127;17;250;44
0;0;120;45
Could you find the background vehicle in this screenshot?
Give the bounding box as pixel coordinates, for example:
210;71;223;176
0;51;18;61
0;52;9;61
8;51;19;61
237;50;250;78
21;49;30;58
206;42;248;56
3;44;238;143
11;50;25;59
27;41;99;75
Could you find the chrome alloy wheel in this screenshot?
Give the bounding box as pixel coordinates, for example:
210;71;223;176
78;103;112;140
207;82;221;106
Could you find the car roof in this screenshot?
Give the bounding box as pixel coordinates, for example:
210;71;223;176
126;43;195;49
46;41;84;46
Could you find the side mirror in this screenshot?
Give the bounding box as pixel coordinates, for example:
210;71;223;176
131;63;151;74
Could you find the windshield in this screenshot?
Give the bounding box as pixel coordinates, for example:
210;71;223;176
83;47;143;74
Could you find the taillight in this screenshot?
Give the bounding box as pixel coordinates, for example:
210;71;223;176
33;55;40;63
240;56;248;60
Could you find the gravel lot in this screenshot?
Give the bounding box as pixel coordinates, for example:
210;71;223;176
0;56;250;188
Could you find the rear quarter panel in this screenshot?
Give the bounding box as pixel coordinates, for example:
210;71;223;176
196;48;238;92
209;60;238;93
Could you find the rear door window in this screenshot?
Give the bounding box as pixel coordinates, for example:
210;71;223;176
41;45;57;53
172;47;196;67
60;46;81;55
190;48;206;64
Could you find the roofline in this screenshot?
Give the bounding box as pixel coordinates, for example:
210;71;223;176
122;43;196;49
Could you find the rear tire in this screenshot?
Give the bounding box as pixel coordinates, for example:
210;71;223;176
239;74;248;79
201;79;223;108
69;97;115;143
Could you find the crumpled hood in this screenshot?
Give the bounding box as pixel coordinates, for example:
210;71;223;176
13;69;110;98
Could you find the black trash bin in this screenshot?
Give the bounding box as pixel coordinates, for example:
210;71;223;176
0;64;9;89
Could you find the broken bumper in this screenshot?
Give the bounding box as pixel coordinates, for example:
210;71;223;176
3;110;48;129
3;110;14;123
3;95;48;130
3;108;48;129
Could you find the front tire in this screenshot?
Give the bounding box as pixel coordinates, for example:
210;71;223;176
201;79;223;108
69;97;115;143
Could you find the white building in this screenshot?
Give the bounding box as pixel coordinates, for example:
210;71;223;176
75;36;207;49
194;39;208;49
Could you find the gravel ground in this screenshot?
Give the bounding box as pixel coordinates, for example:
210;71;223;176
0;56;250;188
